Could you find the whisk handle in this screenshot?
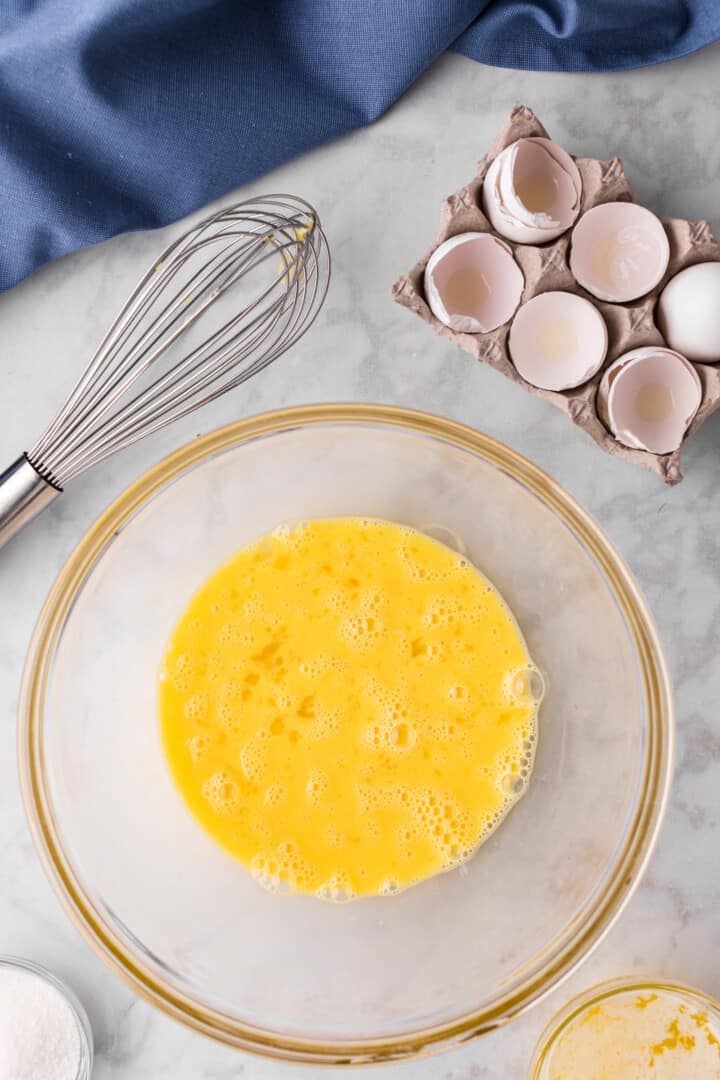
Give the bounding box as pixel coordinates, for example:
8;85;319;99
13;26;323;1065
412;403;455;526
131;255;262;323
0;456;60;549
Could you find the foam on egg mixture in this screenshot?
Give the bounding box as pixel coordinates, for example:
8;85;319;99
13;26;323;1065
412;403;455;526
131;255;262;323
159;518;542;901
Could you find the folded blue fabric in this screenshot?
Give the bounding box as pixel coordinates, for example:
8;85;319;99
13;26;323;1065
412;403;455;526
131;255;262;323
1;1;718;293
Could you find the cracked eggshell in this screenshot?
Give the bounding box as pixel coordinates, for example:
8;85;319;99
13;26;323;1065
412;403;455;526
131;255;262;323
424;232;524;333
570;202;669;303
656;262;720;362
482;137;582;245
598;346;702;454
508;291;608;391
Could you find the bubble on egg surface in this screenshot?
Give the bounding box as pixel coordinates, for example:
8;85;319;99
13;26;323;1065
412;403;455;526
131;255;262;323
656;261;720;363
570;202;669;303
598;346;702;454
183;692;208;725
482;137;582;244
316;871;355;903
424;232;524;334
504;665;546;706
339;613;383;649
250;842;317;896
201;771;241;815
264;783;286;807
187;734;208;762
508;291;608;391
419;523;469;557
239;741;268;782
305;768;329;803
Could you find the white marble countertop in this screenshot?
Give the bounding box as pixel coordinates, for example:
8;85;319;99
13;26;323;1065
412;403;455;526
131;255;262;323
2;43;720;1080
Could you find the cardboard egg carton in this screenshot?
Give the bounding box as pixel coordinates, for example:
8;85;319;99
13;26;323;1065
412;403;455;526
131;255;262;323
392;104;720;484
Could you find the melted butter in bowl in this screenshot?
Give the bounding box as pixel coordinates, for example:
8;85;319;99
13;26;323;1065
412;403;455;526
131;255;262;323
532;980;720;1079
159;517;542;901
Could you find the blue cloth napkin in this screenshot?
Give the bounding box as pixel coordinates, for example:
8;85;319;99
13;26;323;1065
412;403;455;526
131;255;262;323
1;1;718;293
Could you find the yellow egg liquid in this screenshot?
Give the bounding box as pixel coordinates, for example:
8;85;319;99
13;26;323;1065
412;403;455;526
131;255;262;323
544;987;720;1079
159;518;541;901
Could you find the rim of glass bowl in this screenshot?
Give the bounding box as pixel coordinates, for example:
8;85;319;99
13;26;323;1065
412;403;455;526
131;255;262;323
529;975;720;1078
18;403;673;1066
0;955;94;1079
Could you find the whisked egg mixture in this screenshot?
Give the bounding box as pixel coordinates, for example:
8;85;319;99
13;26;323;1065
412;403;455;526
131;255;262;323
159;518;542;900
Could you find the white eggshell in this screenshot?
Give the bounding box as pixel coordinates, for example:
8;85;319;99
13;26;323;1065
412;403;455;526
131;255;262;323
508;291;608;391
656;262;720;362
598;346;702;454
424;232;524;333
570;202;669;303
482;137;582;245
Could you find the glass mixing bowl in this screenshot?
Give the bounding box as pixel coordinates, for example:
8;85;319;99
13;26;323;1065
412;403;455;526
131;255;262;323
19;405;672;1065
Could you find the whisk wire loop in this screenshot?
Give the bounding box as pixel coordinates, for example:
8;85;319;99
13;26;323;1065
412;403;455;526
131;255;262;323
28;194;329;488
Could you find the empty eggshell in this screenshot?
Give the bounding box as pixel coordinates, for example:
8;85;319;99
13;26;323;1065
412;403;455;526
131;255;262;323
508;290;608;391
482;137;582;245
424;232;524;333
570;202;669;303
656;261;720;362
598;346;701;454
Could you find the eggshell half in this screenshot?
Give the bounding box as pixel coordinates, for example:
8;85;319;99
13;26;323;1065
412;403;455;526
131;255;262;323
482;137;582;245
656;261;720;362
570;202;669;303
598;346;702;453
424;233;524;333
509;291;608;391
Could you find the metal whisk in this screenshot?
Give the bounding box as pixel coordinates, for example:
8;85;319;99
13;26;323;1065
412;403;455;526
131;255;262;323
0;194;330;548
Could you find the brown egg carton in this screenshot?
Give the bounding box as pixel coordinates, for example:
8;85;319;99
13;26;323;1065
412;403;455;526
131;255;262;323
392;104;720;484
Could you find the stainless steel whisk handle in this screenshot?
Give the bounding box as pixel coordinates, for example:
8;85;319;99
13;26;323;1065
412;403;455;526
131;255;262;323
0;456;60;548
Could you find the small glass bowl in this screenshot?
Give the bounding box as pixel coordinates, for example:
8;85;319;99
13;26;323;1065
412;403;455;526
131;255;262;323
0;956;93;1079
530;975;720;1078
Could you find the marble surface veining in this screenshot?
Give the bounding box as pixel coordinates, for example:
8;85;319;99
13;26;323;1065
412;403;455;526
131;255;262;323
1;44;720;1080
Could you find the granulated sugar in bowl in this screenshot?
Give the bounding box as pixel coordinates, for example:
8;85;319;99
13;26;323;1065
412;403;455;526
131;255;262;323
0;957;92;1080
